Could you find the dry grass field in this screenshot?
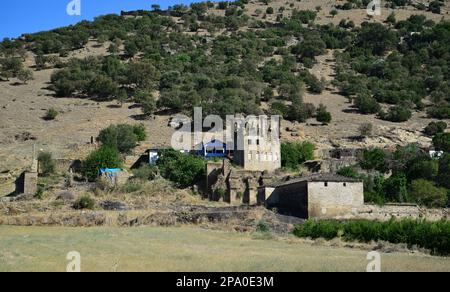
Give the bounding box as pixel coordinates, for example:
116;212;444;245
1;225;450;272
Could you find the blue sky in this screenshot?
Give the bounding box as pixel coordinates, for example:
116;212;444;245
0;0;198;39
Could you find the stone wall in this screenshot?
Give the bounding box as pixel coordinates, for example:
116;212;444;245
23;172;38;198
349;204;449;221
307;181;364;219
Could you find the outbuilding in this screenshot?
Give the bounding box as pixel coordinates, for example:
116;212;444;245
258;174;364;219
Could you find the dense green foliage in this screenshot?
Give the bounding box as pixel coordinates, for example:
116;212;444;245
156;149;206;188
0;3;448;121
280;141;315;169
0;3;353;119
83;146;123;181
424;121;447;136
357;143;449;207
335;17;450;122
97;124;146;154
294;219;450;255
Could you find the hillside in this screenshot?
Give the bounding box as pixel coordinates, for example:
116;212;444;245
1;0;450;195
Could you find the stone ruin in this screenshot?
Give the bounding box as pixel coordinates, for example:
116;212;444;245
206;160;275;205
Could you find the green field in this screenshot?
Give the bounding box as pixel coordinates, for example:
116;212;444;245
0;226;449;272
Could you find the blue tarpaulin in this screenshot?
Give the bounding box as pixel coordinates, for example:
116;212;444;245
99;168;122;179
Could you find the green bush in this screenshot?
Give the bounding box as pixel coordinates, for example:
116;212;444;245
360;148;388;173
83;146;122;181
380;106;412;122
97;124;146;154
132;164;157;181
384;172;408;203
38;151;56;176
73;195;95;210
157;149;206;188
337;166;359;178
438;153;450;189
433;133;450;152
294;219;450;255
316;104;332;124
256;220;270;233
354;95;381;114
281;141;315;169
44;108;58;120
35;186;45;200
410;179;448;208
424;121;447;136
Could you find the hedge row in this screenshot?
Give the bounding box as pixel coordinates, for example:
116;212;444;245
293;219;450;256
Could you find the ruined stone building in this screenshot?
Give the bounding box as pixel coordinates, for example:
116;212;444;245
206;160;275;205
258;174;364;219
304;148;364;174
232;117;281;172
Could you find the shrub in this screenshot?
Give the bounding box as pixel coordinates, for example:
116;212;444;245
428;1;442;14
380;106;412;122
122;182;143;193
354;95;380;114
383;172;408;203
360;148;388;173
359;122;373;137
44;108;58;120
97;124;146;154
281;141;315;169
410;179;448;208
132;164;157;181
266;7;274;14
256;220;270;233
405;157;438;182
17;69;33;84
428;106;450;119
157;149;206;188
142;96;157;117
316;104;332;124
73;195;95;210
424;121;447;136
132;124;147;141
438;153;450;188
38;151;56;176
337;166;359;178
330;9;338;18
83;146;122;181
35;186;45;200
433;133;450;152
308;76;326;94
294;219;450;255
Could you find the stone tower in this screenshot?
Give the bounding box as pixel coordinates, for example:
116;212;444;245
233;116;281;172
